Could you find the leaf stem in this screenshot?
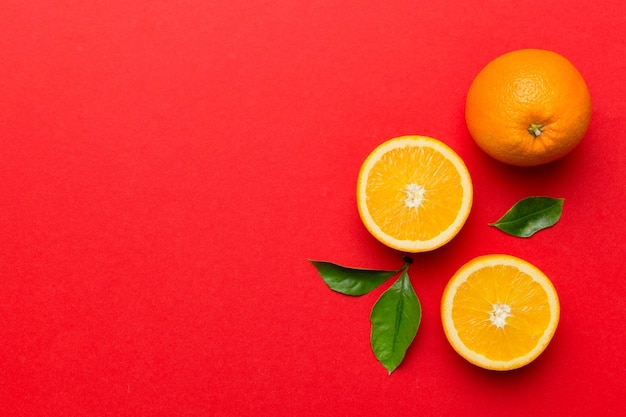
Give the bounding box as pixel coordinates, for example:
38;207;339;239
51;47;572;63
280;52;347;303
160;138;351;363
396;256;412;275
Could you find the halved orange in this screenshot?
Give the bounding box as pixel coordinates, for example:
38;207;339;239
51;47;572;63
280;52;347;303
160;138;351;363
441;254;560;370
356;136;473;253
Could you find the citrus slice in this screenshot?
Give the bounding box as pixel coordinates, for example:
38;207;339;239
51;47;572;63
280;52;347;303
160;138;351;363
356;136;473;253
441;254;560;371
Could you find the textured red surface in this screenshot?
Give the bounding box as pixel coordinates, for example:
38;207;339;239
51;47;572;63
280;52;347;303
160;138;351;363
1;1;625;415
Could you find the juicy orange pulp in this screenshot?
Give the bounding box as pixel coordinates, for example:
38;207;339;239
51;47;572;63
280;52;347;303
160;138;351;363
357;136;473;253
441;254;560;370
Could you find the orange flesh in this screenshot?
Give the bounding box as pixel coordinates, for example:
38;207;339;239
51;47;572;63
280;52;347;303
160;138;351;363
365;146;464;241
450;265;551;361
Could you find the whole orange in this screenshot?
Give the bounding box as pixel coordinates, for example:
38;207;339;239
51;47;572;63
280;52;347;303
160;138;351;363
465;49;592;166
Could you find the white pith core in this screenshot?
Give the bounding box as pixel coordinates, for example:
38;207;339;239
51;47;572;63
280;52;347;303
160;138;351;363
404;183;426;209
489;303;512;329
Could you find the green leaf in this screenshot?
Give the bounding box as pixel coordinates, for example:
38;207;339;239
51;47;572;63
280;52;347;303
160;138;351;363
370;269;421;374
309;260;401;296
489;196;564;238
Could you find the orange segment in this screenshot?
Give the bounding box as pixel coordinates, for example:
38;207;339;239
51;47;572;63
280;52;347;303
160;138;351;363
441;254;560;370
356;136;473;253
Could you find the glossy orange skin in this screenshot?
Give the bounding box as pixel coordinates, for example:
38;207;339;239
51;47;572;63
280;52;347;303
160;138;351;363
465;49;592;166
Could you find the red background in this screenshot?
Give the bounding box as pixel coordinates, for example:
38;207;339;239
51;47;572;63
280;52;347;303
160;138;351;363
1;1;625;415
